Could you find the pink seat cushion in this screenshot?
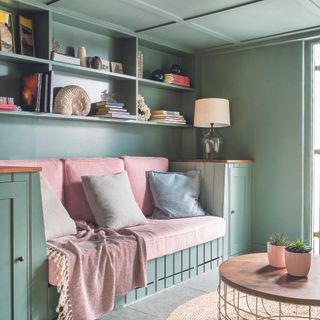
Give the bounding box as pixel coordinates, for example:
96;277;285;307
0;159;64;203
123;156;168;216
130;216;226;260
48;216;226;286
63;157;124;222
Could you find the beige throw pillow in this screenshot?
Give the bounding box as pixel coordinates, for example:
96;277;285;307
40;176;77;240
81;171;148;229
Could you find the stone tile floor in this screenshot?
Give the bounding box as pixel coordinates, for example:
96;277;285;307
100;269;219;320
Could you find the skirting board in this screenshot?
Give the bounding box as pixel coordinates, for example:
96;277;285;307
48;238;223;319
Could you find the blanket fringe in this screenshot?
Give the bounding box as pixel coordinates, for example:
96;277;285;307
47;244;73;320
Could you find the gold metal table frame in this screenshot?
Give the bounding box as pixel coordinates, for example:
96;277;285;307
218;253;320;320
218;280;320;320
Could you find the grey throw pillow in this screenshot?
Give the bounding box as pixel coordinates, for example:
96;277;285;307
81;171;148;229
148;170;206;219
40;175;77;240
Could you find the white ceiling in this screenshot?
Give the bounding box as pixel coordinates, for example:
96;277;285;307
38;0;320;52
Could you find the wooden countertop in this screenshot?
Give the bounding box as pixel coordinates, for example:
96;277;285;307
170;159;254;163
0;166;41;174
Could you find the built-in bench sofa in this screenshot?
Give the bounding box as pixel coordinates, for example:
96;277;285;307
0;156;226;319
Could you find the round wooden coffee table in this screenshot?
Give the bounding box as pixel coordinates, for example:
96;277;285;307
218;253;320;319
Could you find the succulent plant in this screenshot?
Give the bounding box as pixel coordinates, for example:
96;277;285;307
269;233;289;246
286;239;312;253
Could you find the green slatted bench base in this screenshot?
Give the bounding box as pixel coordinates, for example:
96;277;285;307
116;238;223;307
48;238;223;318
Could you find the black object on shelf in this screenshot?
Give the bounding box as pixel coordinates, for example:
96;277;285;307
151;69;164;82
170;64;183;75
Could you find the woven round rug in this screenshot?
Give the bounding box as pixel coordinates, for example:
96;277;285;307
167;291;319;320
167;292;218;320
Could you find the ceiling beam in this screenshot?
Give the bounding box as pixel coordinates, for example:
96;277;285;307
46;0;61;4
119;0;182;22
185;0;265;21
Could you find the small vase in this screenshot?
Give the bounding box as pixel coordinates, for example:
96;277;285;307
267;242;286;268
285;250;311;277
78;46;87;67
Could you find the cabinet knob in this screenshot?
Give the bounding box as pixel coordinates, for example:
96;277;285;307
231;210;235;215
17;256;25;262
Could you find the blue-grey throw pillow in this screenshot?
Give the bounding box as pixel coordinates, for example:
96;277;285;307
147;170;206;219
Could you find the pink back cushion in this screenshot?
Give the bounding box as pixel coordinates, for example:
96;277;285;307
0;159;64;203
123;156;169;217
63;157;124;222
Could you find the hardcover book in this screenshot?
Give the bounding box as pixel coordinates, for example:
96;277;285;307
21;73;42;112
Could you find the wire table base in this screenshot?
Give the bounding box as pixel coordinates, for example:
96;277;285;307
218;280;320;320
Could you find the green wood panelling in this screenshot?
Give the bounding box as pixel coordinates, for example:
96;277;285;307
0;173;48;320
229;165;251;256
103;239;222;312
0;181;28;320
170;162;252;258
202;42;305;251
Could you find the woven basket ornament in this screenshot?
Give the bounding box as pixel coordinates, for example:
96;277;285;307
54;85;91;115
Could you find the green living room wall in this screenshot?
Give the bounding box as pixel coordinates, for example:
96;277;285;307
201;41;307;251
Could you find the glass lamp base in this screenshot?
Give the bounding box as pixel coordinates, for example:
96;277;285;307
201;128;223;160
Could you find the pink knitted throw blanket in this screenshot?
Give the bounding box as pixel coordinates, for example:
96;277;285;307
47;222;147;320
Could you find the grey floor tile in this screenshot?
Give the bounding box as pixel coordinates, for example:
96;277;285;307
179;269;219;293
99;269;219;320
128;285;204;318
99;306;162;320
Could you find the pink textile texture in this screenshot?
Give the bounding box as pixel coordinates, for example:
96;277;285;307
0;159;64;203
48;215;226;286
123;156;168;216
130;216;226;260
48;221;147;320
63;158;124;222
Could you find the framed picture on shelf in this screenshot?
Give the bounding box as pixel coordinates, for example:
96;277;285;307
0;10;14;53
19;16;35;56
111;61;124;74
101;59;110;72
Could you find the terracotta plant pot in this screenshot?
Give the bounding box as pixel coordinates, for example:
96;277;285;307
267;242;286;268
285;250;312;277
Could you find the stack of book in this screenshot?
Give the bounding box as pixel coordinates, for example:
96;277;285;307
94;101;136;120
21;71;53;112
0;96;16;111
137;50;143;78
150;110;186;124
164;73;191;87
51;51;80;66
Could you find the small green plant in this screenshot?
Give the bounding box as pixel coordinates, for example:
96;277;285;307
286;239;312;253
269;233;289;246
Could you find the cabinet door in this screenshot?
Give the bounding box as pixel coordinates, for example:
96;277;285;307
229;166;251;256
0;181;28;320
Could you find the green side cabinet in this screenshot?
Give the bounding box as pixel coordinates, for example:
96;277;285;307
169;160;252;259
225;163;252;257
0;169;48;320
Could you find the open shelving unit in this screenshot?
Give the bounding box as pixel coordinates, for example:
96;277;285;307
0;0;197;128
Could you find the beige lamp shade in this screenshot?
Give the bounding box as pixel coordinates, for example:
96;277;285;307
194;98;230;128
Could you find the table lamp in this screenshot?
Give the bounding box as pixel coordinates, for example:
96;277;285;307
194;98;230;159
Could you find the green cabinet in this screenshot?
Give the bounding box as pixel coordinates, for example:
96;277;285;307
0;170;48;320
170;161;252;259
225;164;252;257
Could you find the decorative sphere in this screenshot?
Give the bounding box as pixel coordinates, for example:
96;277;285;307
151;69;164;82
170;64;183;75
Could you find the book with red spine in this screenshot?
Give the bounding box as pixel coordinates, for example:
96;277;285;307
0;104;16;110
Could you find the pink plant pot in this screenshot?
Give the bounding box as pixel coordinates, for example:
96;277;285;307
285;251;312;277
267;242;286;268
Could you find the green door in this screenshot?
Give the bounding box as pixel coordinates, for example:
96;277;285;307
0;181;28;320
229;165;251;256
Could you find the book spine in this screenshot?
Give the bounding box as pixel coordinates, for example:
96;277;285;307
41;73;49;113
35;73;42;113
0;104;17;110
47;71;53;113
